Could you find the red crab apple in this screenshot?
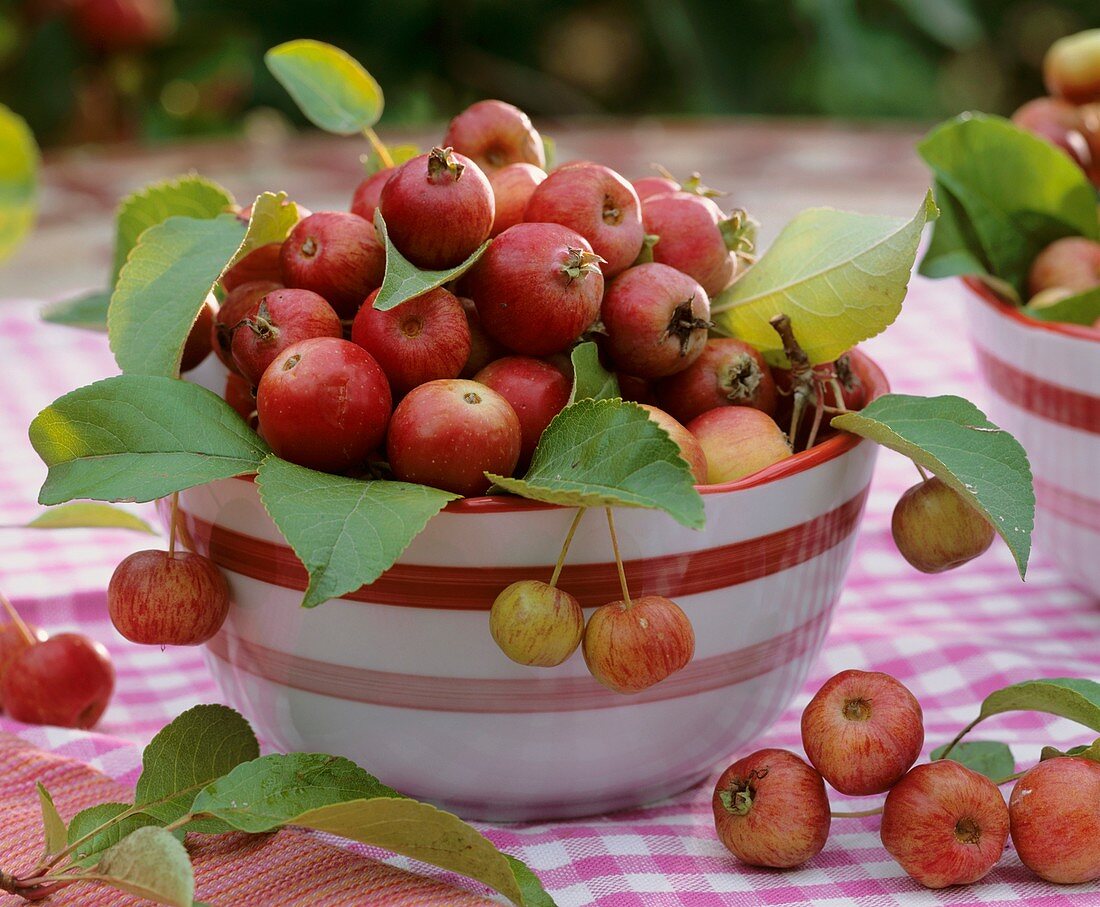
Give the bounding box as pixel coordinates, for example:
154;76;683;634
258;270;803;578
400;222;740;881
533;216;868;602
257;337;392;473
231;288;343;386
212;279;283;371
386;379;521;496
489;162;546;236
1;633;114;729
489;580;584;667
180;297;215;373
280;212;384;319
1045;29;1100;105
459;297;504;378
642;192;746;296
637;404;708;484
475;356;571;467
656;338;777;424
352;287;471;396
221;241;284;293
464;223;604;356
0;623;48;702
632;175;680;202
442;99;546;172
1009;756;1100;884
1028;236;1100;298
524;162;644;277
1011;98;1092;169
582;594;694;694
601;263;711;379
688;403;791;484
379;147;494;270
108;550;230;646
224;373;256;426
712;749;831;868
69;0;175;53
891;477;995;574
881;760;1009;889
349;167;394;223
800;669;924;796
618;373;655;404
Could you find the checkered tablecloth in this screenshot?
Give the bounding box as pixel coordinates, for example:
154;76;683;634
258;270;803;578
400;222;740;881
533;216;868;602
0;278;1097;907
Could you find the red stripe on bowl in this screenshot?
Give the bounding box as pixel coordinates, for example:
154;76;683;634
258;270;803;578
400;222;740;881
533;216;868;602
206;607;831;713
1035;478;1100;533
175;488;868;610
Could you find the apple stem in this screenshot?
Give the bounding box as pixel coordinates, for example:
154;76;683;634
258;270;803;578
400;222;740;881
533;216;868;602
362;127;394;169
604;507;632;606
914;462;931;482
830;805;884;819
804;381;827;451
549;508;586;588
0;590;37;647
827;377;848;413
167;492;180;558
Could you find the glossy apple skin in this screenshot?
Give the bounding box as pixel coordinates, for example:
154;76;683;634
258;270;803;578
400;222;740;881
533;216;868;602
489;163;546;237
1011;98;1092;170
688;406;792;484
352;287;471;396
881;761;1008;889
524;162;644;277
1;633;114;729
386;379;521;496
637;404;707;484
801;669;924;796
891;477;995;574
69;0;175;52
617;373;654;404
280;212;384;319
582;594;694;694
1010;756;1100;884
379;149;495;270
212;279;283;372
180;299;215;373
712;749;831;869
656;338;777;424
601;263;710;379
1028;236;1100;298
459;298;505;378
256;337;392;474
489;580;584;667
221;242;284;293
464;223;603;356
442;99;545;173
632;175;680;202
642;192;737;296
349;167;394;223
230;288;343;386
475;356;571;467
1045;29;1100;104
224;373;256;427
108;549;230;646
0;623;48;706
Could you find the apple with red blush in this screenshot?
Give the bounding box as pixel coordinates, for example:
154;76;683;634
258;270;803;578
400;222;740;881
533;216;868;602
475;356;571;468
231;288;343;386
1;633;114;730
489;162;546;236
656;338;777;423
442;99;545;172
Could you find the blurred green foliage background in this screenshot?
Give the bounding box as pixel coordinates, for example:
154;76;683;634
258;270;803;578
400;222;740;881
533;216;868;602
2;0;1098;147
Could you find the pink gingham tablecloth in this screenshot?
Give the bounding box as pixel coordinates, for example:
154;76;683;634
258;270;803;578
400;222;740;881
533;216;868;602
0;278;1097;907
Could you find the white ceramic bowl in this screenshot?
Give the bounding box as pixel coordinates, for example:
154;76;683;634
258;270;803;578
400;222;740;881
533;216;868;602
167;353;887;821
965;279;1100;598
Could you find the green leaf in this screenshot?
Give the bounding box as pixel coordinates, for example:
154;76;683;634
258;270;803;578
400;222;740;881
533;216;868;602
111;175;235;286
831;393;1033;577
1025;286;1100;327
94;827;194;907
266;39;384;134
930;741;1015;780
66;804;165;868
255;457;457;608
917;113;1099;297
108;214;246;377
711;192;936;365
918;180;993;284
23;502;156;534
372;211;491;311
488;399;705;530
230;191;301;265
975;679;1100;733
1041;739;1100;763
0;103;39;262
40;290;111;331
569;341;619;403
37;783;67;856
30;375;270;505
362;144;418;175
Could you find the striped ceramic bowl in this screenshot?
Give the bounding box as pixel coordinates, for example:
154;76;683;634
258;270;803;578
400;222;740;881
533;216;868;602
965;279;1100;599
168;351;887;821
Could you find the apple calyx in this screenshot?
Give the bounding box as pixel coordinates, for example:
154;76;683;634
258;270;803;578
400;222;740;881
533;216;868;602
718;768;769;815
602;194;624;226
300;236;318;258
428;146;465;182
835;353;861;399
720;352;765;402
843;697;872;721
561;247;606;282
663;297;713;355
719;209;758;260
680;170;726;199
242;301;278;341
954;817;982;845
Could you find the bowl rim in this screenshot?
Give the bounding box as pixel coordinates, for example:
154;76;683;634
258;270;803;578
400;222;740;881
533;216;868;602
963;276;1100;344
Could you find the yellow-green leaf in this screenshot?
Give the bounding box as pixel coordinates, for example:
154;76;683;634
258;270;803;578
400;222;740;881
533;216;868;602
37;783;67;856
0;103;39;261
94;827;194;907
230;191;301;266
24;503;156;534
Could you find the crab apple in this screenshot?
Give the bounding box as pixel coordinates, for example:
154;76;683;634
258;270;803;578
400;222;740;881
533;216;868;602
632;175;680;202
637;404;707;484
1011;98;1092;169
224;373;256;426
459;298;504;378
582;594;694;694
108;550;230;646
212;279;283;371
180;298;215;373
0;623;48;699
489;580;584;667
69;0;175;53
349;167;393;223
442;99;545;173
800;669;924;796
464;223;604;356
379;147;494;270
891;477;995;574
231;288;343;386
618;373;654;405
881;760;1009;889
1009;756;1100;884
352;287;471;396
221;241;284;293
1;633;114;729
489;163;546;237
280;212;384;319
257;338;391;473
712;749;831;868
688;406;792;484
386;379;521;496
656;338;777;424
642;192;743;296
475;356;570;467
524;162;644;277
1045;30;1100;104
1028;236;1100;298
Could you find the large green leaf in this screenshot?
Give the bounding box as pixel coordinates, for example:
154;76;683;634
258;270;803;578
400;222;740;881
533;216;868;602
919;179;993;282
30;375;270;505
266;39;384;134
832;394;1033;576
712;193;936;365
108;214;246;377
0;103;39;261
66;804;167;868
489;399;704;529
569;341;620;404
23;502;156;534
929;741;1015;781
41;290;111;331
255;457;457;608
94;827;194;907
